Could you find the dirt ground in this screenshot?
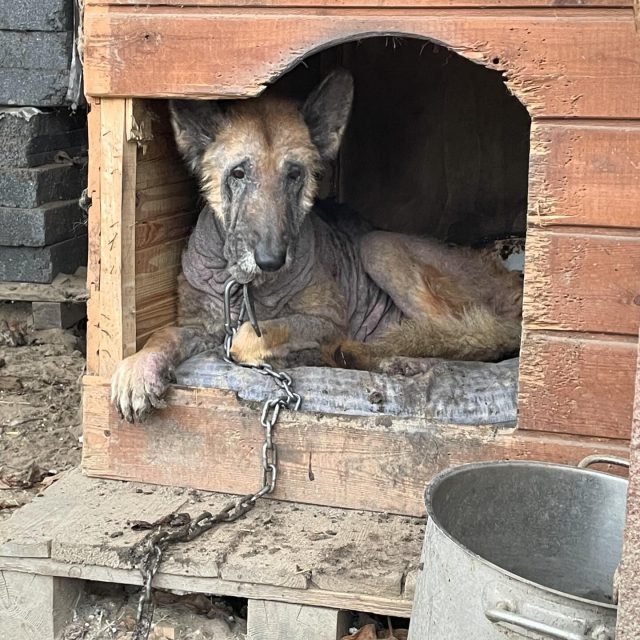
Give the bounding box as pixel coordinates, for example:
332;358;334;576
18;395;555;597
0;319;85;520
0;320;409;639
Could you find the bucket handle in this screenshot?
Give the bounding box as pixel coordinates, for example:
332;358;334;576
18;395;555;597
577;455;629;470
486;603;612;640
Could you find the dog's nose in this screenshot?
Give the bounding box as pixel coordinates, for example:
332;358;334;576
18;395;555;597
254;245;287;272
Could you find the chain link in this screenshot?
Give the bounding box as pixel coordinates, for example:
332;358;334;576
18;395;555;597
131;278;300;640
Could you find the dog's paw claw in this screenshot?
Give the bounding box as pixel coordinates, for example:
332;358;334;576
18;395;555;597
111;351;173;424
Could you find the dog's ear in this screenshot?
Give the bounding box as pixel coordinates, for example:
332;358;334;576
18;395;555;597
302;69;354;162
169;100;226;174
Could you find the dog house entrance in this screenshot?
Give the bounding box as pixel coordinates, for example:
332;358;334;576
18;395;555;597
142;37;530;427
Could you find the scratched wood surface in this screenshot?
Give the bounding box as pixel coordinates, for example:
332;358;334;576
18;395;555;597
0;469;422;614
98;99;138;377
82;377;630;516
83;8;640;118
523;229;640;337
86;98;102;375
529;123;640;230
518;332;638;440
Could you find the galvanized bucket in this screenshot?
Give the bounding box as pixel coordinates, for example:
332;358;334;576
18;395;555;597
408;456;629;640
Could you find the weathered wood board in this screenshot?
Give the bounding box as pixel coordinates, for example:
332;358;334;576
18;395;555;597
523;229;640;336
529;123;640;230
0;469;421;617
519;332;638;440
97;99;137;377
82;377;629;516
83;8;640;118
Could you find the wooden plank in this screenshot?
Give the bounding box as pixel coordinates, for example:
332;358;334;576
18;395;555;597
247;601;350;640
530;123;640;229
0;557;413;618
0;470;420;613
519;332;638;440
135;238;185;308
83;8;640;118
82;377;629;516
135;295;178;345
135;211;195;250
0;571;82;640
86;98;102;375
523;229;640;336
86;1;634;7
98;99;138;377
136;182;199;221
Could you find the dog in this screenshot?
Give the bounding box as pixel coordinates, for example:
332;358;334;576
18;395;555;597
111;69;523;423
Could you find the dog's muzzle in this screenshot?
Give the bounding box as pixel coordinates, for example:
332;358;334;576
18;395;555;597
254;241;287;272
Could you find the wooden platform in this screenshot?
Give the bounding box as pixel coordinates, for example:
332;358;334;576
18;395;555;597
0;468;421;638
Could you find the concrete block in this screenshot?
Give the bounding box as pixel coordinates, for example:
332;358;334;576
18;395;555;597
0;31;73;70
0;200;86;247
0;107;87;168
0;68;70;106
0;235;88;284
0;163;87;208
33;301;86;329
0;0;74;31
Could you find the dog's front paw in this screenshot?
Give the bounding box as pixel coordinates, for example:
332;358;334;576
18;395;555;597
111;351;176;423
230;321;290;366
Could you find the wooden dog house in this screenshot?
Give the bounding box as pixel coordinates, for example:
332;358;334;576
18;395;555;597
81;0;640;515
0;2;639;637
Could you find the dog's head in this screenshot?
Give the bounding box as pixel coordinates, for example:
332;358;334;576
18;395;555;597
169;69;354;283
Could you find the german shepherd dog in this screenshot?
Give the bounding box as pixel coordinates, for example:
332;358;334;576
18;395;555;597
112;69;523;422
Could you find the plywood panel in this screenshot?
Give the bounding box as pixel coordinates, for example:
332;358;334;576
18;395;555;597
83;8;640;118
82;376;629;516
519;332;638;440
523;229;640;336
530;123;640;229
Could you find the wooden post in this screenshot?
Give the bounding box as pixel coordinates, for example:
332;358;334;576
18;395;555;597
247;600;350;640
97;98;138;377
0;570;82;640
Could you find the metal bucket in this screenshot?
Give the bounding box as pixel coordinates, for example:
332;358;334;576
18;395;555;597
408;457;629;640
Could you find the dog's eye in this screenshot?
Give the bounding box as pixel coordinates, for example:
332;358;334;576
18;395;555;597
231;167;246;180
287;167;302;181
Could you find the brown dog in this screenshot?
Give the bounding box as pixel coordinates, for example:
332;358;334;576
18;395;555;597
111;69;523;422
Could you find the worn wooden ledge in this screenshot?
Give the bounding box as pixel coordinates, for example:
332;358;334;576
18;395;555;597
0;469;421;617
82;376;630;516
0;270;88;303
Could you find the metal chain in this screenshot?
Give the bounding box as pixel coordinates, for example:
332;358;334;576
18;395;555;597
131;278;300;640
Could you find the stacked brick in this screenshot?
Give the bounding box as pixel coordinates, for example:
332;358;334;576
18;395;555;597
0;0;88;284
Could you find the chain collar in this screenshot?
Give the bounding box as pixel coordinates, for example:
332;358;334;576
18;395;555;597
131;278;300;639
